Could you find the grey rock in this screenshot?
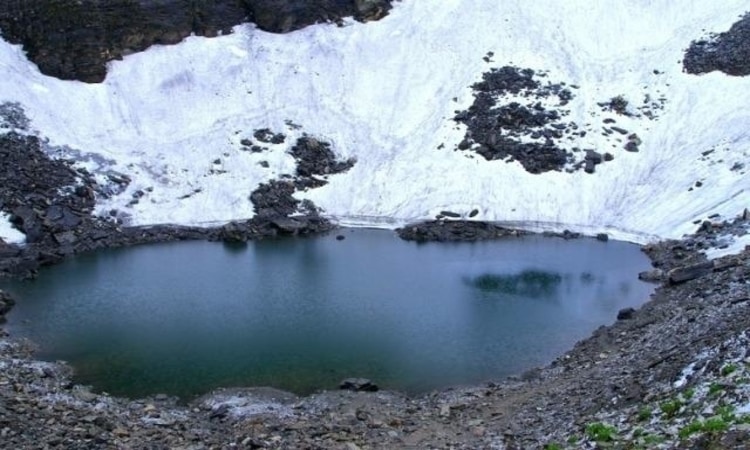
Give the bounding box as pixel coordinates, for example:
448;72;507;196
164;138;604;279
667;261;714;284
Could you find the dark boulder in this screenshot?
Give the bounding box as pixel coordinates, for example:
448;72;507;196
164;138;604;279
616;307;636;321
667;261;714;284
339;378;378;392
0;289;15;318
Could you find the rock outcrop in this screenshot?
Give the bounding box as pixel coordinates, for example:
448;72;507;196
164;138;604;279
684;12;750;76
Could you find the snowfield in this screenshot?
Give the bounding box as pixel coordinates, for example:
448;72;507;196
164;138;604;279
1;0;749;247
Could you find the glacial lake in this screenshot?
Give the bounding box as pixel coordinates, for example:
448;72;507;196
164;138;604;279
2;229;654;400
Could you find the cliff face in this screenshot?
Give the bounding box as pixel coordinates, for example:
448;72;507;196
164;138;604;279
0;0;391;83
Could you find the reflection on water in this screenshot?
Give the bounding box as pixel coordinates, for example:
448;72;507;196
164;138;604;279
1;230;654;399
465;270;563;298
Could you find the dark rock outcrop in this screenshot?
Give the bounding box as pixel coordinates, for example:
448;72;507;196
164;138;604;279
684;12;750;76
453;66;578;174
397;220;523;242
0;0;393;83
290;136;355;181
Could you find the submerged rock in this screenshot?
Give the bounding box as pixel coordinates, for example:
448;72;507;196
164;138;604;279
0;289;15;318
339;378;379;392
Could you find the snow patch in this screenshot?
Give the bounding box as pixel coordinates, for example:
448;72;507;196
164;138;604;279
0;212;24;244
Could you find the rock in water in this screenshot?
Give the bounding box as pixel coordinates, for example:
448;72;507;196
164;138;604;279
638;269;664;282
339;378;379;392
0;289;15;318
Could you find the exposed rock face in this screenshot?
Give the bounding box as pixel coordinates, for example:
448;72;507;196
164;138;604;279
684;12;750;76
0;0;393;83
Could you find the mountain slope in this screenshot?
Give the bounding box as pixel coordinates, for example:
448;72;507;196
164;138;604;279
0;0;748;246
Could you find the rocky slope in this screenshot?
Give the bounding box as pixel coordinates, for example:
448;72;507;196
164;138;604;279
0;0;392;82
0;108;353;279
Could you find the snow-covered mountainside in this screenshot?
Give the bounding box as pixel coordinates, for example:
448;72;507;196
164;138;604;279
1;1;749;246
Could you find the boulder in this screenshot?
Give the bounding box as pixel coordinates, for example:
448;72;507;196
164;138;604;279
638;269;664;282
616;307;636;320
667;261;714;284
339;378;379;392
0;289;15;316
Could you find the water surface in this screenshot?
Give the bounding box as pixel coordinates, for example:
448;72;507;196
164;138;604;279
2;230;654;399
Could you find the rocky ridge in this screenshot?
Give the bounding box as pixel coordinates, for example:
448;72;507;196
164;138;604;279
0;0;393;83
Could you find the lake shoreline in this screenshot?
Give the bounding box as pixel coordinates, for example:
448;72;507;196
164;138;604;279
2;213;750;448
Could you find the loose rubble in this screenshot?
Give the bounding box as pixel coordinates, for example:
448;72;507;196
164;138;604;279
452;66;657;174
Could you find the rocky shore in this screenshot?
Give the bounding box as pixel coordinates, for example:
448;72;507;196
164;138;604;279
2;213;750;449
0;103;358;279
